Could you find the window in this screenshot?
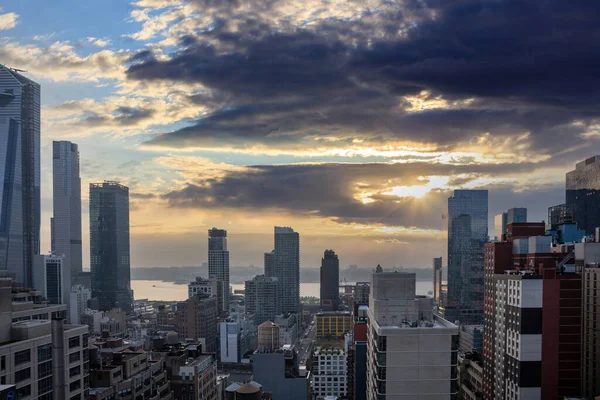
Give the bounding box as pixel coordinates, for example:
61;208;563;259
15;367;31;382
38;376;52;394
70;365;81;378
0;356;4;370
14;349;31;365
38;361;52;378
69;337;81;349
38;344;52;362
17;384;31;397
70;379;81;392
69;352;81;363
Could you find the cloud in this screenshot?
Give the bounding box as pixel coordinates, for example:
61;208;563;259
124;0;600;162
0;10;18;30
87;37;112;47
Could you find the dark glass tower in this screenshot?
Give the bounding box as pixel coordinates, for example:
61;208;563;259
320;249;339;311
566;156;600;235
208;228;229;314
0;65;41;287
445;190;488;325
89;181;132;312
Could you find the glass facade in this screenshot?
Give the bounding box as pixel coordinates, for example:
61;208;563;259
446;190;488;325
89;181;132;312
273;226;300;314
320;250;340;311
566;156;600;235
208;228;229;313
0;65;41;287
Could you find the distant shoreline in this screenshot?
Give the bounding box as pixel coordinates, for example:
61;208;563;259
133;278;433;285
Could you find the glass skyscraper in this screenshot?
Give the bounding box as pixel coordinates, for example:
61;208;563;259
0;64;41;287
320;249;339;311
208;228;230;314
445;190;488;324
52;141;82;294
267;226;300;314
89;181;132;312
566;156;600;235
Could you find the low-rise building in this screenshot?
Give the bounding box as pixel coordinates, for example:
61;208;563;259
315;311;352;338
311;340;348;399
252;345;310;400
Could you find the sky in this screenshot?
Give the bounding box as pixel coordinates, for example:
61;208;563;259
1;0;599;270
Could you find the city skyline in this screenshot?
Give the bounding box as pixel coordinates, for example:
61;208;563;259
2;1;598;269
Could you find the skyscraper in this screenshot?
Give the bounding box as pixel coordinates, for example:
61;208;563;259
267;227;300;314
566;155;600;235
208;227;230;314
89;181;132;312
0;65;41;287
245;274;278;325
444;190;488;325
320;249;339;311
52;141;82;295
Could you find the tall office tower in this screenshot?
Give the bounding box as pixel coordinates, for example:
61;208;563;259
494;212;508;241
267;226;300;314
245;275;278;325
51;141;82;294
320;249;339;311
566;155;600;235
0;65;41;287
445;189;488;325
208;228;230;314
89;181;132;312
32;253;64;304
366;269;459;399
433;257;442;307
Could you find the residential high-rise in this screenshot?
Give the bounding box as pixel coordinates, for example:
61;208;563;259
444;189;488;325
0;65;41;287
32;253;64;304
320;250;339;311
433;257;442;307
311;341;348;398
266;227;300;314
566;155;600;235
580;242;600;398
208;228;230;314
51;141;82;293
366;268;459;399
244;275;278;325
89;181;132;312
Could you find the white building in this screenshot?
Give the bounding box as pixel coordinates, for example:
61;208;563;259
220;321;240;363
366;268;459;399
311;343;348;399
0;278;89;399
52;140;83;294
69;285;90;324
275;313;298;346
32;253;65;305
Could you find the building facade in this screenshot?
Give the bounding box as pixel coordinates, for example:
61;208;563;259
582;260;600;398
244;275;278;326
89;181;132;312
445;189;488;325
69;285;91;325
208;228;230;314
175;294;218;353
52;140;82;295
433;257;442;307
252;346;309;400
311;343;348;398
32;253;64;305
266;227;300;314
320;250;339;311
0;65;41;287
188;276;225;315
566;155;600;235
315;311;352;338
366;269;459;399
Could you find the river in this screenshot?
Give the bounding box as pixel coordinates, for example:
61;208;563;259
131;280;433;302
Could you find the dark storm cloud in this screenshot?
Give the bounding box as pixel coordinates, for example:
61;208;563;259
162;161;541;228
76;107;156;128
127;0;600;153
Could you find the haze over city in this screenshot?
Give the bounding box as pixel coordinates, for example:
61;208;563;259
2;1;596;268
